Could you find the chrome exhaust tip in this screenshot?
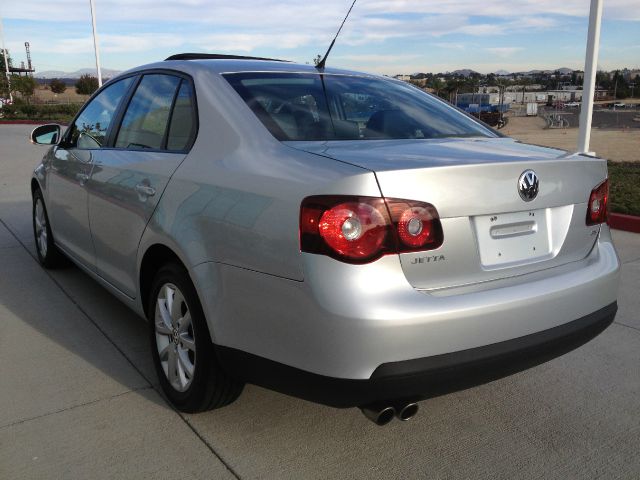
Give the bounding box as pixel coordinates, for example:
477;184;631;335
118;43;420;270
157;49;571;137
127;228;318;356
394;401;419;421
360;404;396;426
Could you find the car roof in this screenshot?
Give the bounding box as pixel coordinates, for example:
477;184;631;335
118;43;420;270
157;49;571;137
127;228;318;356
121;54;381;79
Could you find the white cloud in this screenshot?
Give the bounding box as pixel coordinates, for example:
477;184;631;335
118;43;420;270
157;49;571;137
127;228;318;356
198;33;314;52
333;53;423;63
433;42;467;50
8;34;184;55
3;0;638;25
486;47;525;58
2;0;637;73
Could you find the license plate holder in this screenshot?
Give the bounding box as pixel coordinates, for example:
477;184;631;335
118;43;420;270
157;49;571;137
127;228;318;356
472;208;552;268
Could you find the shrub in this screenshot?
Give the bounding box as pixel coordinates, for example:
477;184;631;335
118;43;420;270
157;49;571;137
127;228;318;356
75;74;99;95
19;103;38;118
608;161;640;216
50;78;67;94
0;102;82;121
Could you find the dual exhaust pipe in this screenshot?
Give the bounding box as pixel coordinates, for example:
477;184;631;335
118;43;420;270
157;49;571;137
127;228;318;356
360;401;419;426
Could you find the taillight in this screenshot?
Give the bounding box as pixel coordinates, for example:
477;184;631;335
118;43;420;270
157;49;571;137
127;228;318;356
385;199;443;250
300;196;443;264
586;179;608;225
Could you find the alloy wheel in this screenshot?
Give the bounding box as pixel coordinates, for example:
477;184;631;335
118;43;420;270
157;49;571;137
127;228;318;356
34;198;48;258
154;283;196;392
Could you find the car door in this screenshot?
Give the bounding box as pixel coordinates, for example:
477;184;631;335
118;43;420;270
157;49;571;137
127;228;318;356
46;76;134;267
87;72;197;297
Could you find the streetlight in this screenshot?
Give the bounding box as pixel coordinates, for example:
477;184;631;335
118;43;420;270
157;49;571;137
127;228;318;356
577;0;603;154
89;0;103;87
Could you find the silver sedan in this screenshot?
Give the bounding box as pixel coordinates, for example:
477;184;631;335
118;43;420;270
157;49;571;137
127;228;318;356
29;54;619;425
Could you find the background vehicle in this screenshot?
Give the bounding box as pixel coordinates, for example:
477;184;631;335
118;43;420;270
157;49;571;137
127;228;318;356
29;54;619;425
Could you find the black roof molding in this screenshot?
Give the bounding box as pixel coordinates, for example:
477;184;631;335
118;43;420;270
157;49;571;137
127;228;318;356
165;53;289;62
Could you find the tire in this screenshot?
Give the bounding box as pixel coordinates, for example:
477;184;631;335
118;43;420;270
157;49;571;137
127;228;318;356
148;262;244;412
32;188;67;268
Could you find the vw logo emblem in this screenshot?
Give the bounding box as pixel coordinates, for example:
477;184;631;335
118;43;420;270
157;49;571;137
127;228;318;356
518;170;539;202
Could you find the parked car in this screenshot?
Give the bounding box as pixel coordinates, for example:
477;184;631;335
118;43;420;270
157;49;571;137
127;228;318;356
564;102;581;108
29;54;620;425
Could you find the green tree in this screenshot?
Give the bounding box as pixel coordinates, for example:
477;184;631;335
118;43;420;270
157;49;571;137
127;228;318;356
0;49;11;73
444;78;462;104
428;77;445;97
75;74;99;95
0;75;9;98
570;72;578;86
0;50;12;98
50;78;67;94
610;70;630;99
464;76;481;102
312;54;322;67
519;77;534;104
595;70;610;90
12;75;37;101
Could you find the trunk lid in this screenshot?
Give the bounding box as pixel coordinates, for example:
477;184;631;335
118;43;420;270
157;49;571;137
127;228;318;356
288;137;607;290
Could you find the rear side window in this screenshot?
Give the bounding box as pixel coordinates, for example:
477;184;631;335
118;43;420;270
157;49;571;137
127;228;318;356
166;81;196;151
115;74;181;150
67;76;134;149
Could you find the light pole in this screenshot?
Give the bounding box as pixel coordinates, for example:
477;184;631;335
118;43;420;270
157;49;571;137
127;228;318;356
89;0;103;87
577;0;603;154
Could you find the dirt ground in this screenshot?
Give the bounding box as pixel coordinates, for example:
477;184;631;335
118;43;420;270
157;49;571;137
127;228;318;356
502;116;640;162
32;85;89;105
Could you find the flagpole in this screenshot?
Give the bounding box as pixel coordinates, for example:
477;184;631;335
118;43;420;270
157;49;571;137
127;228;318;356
89;0;103;87
577;0;603;154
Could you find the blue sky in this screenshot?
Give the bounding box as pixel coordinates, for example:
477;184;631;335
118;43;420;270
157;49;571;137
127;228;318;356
1;0;639;75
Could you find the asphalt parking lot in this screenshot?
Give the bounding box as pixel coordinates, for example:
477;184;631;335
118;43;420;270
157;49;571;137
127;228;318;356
1;124;639;479
539;106;640;129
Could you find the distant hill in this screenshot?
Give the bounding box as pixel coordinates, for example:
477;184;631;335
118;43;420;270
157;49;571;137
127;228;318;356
35;68;122;79
517;67;575;75
451;69;479;77
494;69;510;76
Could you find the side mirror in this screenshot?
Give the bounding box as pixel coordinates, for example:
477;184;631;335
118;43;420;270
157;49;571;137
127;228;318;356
30;124;62;146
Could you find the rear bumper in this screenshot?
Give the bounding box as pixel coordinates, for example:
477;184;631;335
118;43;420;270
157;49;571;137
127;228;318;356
194;227;619;405
217;302;617;407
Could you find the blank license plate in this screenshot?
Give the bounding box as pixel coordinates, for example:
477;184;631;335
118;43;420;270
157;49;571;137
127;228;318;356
472;208;552;268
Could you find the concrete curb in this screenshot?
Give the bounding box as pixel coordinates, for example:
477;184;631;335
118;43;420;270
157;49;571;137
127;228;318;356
610;213;640;234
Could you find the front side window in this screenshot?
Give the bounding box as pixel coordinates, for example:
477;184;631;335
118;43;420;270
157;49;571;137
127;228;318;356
115;74;181;150
224;72;495;141
66;76;134;149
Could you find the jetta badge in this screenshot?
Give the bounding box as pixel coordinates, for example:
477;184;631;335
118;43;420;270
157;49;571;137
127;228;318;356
518;170;539;202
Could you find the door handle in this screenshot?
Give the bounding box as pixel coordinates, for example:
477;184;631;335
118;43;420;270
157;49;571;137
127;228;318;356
135;184;156;197
77;173;90;185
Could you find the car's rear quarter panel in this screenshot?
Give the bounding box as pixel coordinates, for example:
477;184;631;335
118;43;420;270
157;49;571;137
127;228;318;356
138;67;383;339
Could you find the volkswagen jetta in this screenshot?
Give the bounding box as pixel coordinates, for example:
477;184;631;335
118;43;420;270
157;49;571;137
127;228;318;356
29;54;619;425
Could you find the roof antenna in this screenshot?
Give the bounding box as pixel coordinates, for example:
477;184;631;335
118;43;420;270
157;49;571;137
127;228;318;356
316;0;357;70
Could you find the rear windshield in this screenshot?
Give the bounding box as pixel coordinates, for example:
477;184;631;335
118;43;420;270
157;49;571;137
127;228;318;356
223;72;495;141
